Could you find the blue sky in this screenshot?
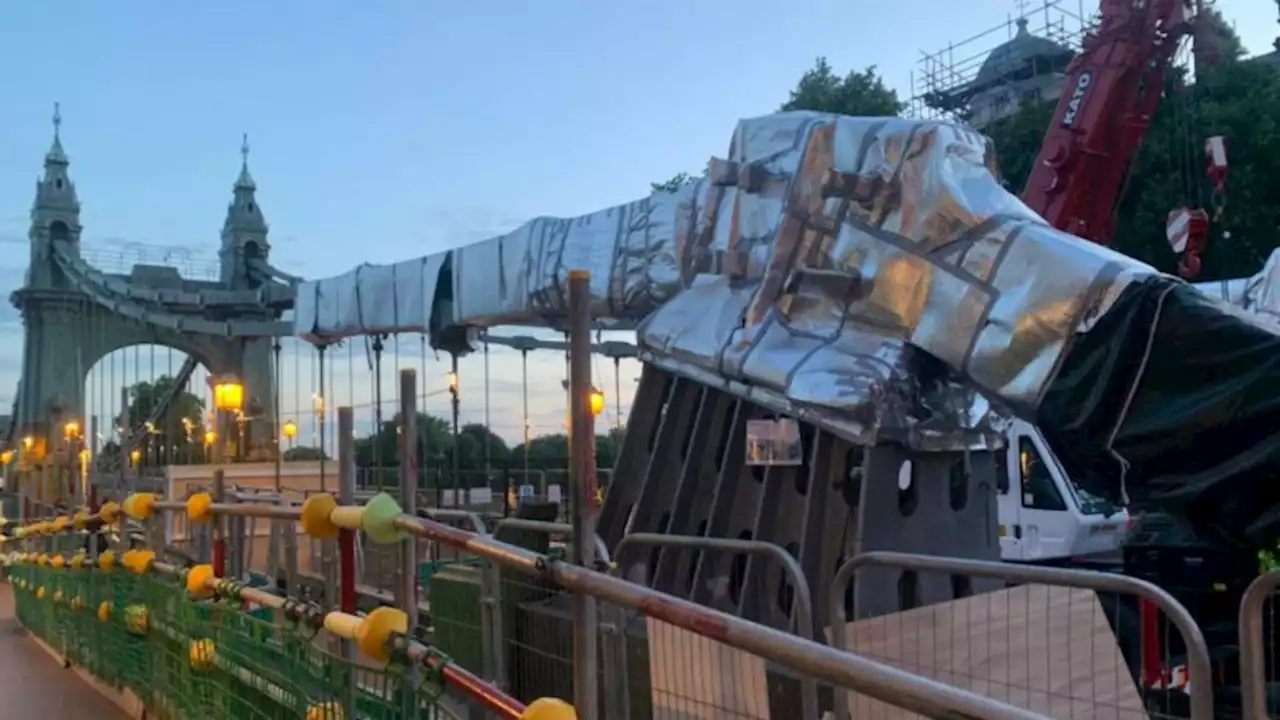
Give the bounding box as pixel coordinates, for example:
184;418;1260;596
0;0;1274;447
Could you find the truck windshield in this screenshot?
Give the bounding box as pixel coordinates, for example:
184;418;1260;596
1073;484;1122;517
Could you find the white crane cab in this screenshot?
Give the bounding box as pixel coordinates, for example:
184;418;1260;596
995;420;1131;562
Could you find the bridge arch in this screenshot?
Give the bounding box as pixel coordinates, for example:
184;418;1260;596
12;294;275;458
83;344;220;468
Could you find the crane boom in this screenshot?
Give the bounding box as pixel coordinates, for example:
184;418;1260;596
1021;0;1196;245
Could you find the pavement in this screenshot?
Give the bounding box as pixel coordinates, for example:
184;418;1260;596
0;582;128;719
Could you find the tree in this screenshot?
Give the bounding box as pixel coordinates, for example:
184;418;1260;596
780;58;906;117
509;433;569;473
353;412;453;469
596;426;624;469
983;100;1055;191
284;446;327;461
1108;58;1280;279
1195;8;1246;65
455;423;510;471
508;429;622;473
125;375;207;464
649;59;904;201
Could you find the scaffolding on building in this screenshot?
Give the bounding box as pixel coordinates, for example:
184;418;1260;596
910;0;1092;122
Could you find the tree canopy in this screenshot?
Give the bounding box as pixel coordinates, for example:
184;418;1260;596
780;58;906;117
339;411;620;488
124;375;208;464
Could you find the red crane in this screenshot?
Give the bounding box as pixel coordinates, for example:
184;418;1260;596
1020;0;1211;274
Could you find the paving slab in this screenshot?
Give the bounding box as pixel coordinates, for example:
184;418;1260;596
0;583;128;719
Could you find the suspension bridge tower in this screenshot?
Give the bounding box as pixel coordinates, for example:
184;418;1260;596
9;107;280;476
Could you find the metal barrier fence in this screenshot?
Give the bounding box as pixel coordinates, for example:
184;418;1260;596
7;560;482;718
614;532;820;719
1239;569;1280;719
4;365;1094;720
829;552;1212;720
3;480;1059;716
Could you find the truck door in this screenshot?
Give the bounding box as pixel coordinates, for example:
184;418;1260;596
995;439;1025;560
1015;432;1074;560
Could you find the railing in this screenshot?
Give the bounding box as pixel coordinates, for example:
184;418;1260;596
1239;569;1280;719
829;552;1213;720
3;369;1075;719
615;532;820;719
1;486;1055;717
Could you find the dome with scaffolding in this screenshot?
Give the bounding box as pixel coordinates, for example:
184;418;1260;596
913;7;1082;129
975;18;1074;90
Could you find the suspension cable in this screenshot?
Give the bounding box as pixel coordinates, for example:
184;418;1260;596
614;357;622;431
372;335;385;477
420;334;429;491
308;345;316;448
273;340;282;488
521;348;530;481
318;344;327;492
450;352;460;504
483;334;491;478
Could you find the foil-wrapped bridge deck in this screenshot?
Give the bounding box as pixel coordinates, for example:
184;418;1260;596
296;112;1156;450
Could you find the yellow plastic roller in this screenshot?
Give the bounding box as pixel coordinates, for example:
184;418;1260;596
189;639;217;670
305;701;345;720
521;698;578;720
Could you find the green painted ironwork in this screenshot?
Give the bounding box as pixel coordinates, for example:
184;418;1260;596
9;564;446;719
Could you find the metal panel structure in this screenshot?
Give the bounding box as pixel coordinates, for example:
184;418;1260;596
601;365;1002;715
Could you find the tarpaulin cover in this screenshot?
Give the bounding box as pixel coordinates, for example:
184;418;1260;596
1040;276;1280;548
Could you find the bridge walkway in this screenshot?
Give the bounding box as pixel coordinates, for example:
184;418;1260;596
0;583;129;718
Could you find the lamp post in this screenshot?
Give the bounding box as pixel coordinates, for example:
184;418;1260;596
213;377;245;459
447;361;460;508
561;380;605;493
282;419;298;449
2;448;14;494
64;420;82;504
78;448;90;506
181;417;195;463
211;375;244;577
143;420;157;467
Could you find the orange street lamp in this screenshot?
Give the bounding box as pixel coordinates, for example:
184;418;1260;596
63;420;81;440
212;377;245;412
282;419;298;446
589;388;605;417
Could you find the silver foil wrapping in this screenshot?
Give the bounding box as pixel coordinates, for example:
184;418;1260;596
1193;247;1280;332
294;112;1159;448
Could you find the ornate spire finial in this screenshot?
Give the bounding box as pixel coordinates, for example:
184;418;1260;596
52;102;62;140
1014;0;1029;18
241;132;250;168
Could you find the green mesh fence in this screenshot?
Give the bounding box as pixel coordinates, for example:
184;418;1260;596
11;563;449;719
